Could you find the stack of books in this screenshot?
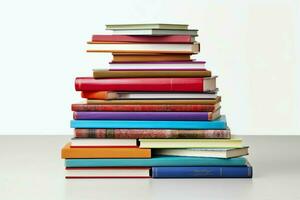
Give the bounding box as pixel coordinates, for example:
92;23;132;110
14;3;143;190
61;23;253;179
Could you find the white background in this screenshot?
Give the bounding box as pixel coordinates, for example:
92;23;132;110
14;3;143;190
0;0;299;135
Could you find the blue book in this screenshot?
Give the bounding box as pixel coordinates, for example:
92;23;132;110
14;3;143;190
65;156;247;167
70;115;227;129
152;164;253;178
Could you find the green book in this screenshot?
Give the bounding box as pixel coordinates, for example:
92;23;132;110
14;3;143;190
139;138;243;148
106;23;188;30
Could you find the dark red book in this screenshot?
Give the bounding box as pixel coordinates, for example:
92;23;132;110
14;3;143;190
75;77;217;92
71;103;220;112
92;35;194;43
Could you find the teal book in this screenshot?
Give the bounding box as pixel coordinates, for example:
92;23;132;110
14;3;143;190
70;116;227;129
65;156;247;167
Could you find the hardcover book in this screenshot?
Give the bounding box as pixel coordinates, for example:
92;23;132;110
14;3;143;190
93;70;211;78
75;77;217;92
112;54;192;62
61;144;151;158
139;138;242;148
74;128;231;139
65;167;151;179
92;35;194;43
70;138;137;147
152;165;252;178
105;23;189;30
110;29;198;36
65;156;248;167
73;110;220;121
70;115;227;129
71;103;220;112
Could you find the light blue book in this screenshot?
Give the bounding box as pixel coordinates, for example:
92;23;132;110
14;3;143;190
70;115;227;129
65;156;247;167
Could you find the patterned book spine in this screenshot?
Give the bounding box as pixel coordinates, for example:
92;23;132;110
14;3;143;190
74;129;231;139
71;104;218;112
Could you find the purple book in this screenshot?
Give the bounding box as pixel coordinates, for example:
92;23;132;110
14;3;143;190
108;61;206;71
73;111;217;121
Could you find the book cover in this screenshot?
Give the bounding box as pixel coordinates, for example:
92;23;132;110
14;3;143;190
70;115;227;129
152;165;252;178
73;111;220;121
61;143;151;158
71;103;220;112
92;35;194;43
74;128;231;139
93;70;211;78
75;77;217;92
112;54;192;62
110;29;198;36
65;156;247;167
106;23;188;30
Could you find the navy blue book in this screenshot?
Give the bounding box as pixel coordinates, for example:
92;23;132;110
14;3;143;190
152;164;252;178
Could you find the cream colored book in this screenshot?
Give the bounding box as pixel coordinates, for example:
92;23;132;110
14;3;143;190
106;23;188;30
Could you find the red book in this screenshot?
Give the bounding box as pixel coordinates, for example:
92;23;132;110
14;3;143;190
71;103;220;112
92;35;194;43
75;77;217;92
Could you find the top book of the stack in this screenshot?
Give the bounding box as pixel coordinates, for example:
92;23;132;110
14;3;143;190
105;23;198;36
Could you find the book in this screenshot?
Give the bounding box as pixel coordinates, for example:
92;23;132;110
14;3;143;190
73;110;221;121
92;35;195;43
74;129;231;139
153;147;249;158
86;42;200;53
152;165;252;178
81;91;217;100
70;115;227;129
112;54;192;62
139;138;242;148
71;103;220;112
86;98;221;105
110;29;198;36
61;143;151;158
70;138;137;147
65;156;247;167
75;77;217;92
93;70;211;78
65;167;151;178
106;23;189;30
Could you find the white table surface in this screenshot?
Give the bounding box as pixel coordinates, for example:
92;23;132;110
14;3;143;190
0;135;300;200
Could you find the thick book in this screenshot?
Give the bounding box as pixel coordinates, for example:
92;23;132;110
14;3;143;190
93;70;211;78
74;128;231;139
75;77;217;92
86;42;200;53
65;167;151;179
70;138;137;147
153;147;249;158
92;35;194;43
106;23;188;30
73;110;220;121
139;138;242;148
61;144;151;158
65;156;247;167
81;91;217;100
152;165;252;178
112;54;192;62
86;98;221;105
70;115;227;129
110;29;198;36
71;103;220;112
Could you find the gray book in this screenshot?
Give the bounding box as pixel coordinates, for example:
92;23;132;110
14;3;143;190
111;29;198;36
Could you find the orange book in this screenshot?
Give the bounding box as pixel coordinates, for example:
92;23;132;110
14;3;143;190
61;143;151;158
112;54;191;62
81;91;118;99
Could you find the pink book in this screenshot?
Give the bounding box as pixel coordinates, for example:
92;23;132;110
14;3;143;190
92;35;195;43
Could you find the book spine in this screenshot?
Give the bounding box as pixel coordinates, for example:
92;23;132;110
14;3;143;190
74;129;231;139
70;119;227;129
93;71;211;78
71;104;218;112
152;166;252;178
75;77;206;92
73;111;210;121
92;35;193;43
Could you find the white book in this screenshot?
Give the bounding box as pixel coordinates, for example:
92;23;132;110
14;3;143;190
70;138;137;147
107;92;217;100
65;168;150;178
106;23;188;30
111;29;198;36
154;147;249;158
87;42;200;53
